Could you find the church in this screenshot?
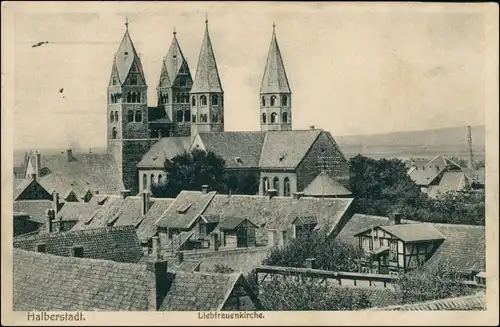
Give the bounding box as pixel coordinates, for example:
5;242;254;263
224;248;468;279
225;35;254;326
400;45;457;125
22;18;351;199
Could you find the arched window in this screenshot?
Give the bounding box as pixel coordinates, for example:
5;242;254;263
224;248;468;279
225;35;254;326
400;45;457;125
212;95;218;105
110;94;114;103
261;96;266;107
114;111;118;122
127;110;134;122
175;94;180;103
112;77;117;85
165;93;168;104
135;110;142;122
204;114;208;123
284;177;291;197
262;177;269;193
192;114;196;123
137;92;141;103
282;111;288;123
131;75;138;85
262;113;267;124
110;112;114;123
184;110;191;123
273;177;280;194
212;114;218;123
271;112;277;123
127;92;131;103
158;174;163;185
177;110;183;122
150;174;155;187
271;95;277;106
131;92;136;103
112;127;117;139
200;95;207;106
281;95;288;106
143;174;147;190
192;96;196;106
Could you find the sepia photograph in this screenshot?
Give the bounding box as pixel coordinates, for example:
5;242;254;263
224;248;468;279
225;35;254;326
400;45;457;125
1;1;498;325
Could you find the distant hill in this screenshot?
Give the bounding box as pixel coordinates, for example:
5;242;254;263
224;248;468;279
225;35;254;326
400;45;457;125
335;125;485;160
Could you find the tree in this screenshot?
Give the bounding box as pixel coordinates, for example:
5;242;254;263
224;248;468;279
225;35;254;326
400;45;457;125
262;230;363;272
394;263;475;304
222;170;260;195
210;264;235;274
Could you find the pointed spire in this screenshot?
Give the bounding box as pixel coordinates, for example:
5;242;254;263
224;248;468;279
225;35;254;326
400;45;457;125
260;23;291;94
159;29;191;88
191;20;223;93
112;20;146;85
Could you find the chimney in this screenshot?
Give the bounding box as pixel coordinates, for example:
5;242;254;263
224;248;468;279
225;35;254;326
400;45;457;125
152;236;162;260
121;189;131;199
292;192;305;200
35;151;41;180
146;259;172;310
141;190;151;216
52;192;60;214
393;213;402;225
305;258;317;269
467;125;473;169
309;125;315;130
267;189;278;199
201;185;209;194
176;251;184;266
67;149;73;162
89;148;92;154
45;209;55;233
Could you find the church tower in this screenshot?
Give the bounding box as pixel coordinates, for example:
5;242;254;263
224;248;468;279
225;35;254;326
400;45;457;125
190;18;224;138
157;30;194;137
260;23;292;131
107;20;154;194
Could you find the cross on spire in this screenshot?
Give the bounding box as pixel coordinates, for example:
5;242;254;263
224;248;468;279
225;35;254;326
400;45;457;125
273;21;276;32
173;27;177;35
205;13;208;25
125;17;129;30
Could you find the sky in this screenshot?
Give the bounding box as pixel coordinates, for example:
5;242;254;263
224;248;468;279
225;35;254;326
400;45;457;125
9;2;488;150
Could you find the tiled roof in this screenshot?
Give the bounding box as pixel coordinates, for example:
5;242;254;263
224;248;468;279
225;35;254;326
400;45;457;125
155;191;217;229
303;171;352;197
217;217;258;230
369;292;486;311
110;196;143;228
136;198;175;243
71;195;124;230
260;27;291;94
424;223;485;273
56;201;98;222
259;130;322;169
167;231;195;250
377;223;445;243
137;137;191;168
191;22;223;93
13;179;31;199
13;178;53;201
408;155;463;186
13;249;153;311
13;200;60;224
36;151;124;196
113;28;146;85
13;225;144;263
195;132;266;169
159;272;245;311
329;284;401;309
169;259;202;273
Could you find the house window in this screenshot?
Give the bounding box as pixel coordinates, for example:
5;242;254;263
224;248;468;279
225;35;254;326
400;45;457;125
273;177;280;193
282;112;288;123
200;95;207;106
127;92;132;103
184;110;191;123
261;96;266;106
127;110;134;122
361;237;371;251
271;112;277;123
110;112;115;123
282;95;288;106
36;243;46;253
192;114;196;123
262;113;267;124
263;177;269;193
143;174;147;190
135;110;142;122
177;110;183;122
212;95;218;105
212;114;218;123
130;75;138;85
199;223;206;236
114;111;119;122
192;96;196;106
179;78;186;87
284;177;291;197
271;95;277;106
390;240;398;261
137;92;142;103
72;246;84;258
112;127;117;139
176;94;181;103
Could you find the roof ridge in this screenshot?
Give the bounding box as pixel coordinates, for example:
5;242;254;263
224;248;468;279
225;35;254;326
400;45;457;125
14;225;136;242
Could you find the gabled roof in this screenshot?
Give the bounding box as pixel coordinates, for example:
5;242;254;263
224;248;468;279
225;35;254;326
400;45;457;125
159;32;192;88
259;130;322;169
71;195;124;230
408;154;463;186
217;216;258;230
137;137;192;168
369;292;486;311
13;225;144;263
35;151;124;196
168;259;202;273
112;26;146;85
159;272;258;311
13;249;153;311
110;196;144;228
13;200;61;224
56;201;98;222
136;198;175;243
194;132;266;169
13;178;53;201
190;21;223;93
155;190;217;229
303;171;352;197
428;171;467;198
260;26;291;94
376;223;445;243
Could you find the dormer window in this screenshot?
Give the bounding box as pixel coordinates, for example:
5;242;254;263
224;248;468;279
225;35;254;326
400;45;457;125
130;75;138;85
176;203;192;214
